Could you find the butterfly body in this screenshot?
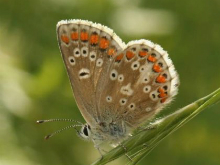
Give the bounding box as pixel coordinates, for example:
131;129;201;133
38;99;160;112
56;19;179;148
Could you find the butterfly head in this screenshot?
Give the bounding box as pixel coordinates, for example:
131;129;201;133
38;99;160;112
79;123;92;140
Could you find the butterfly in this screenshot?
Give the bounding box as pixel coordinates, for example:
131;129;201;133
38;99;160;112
37;19;179;157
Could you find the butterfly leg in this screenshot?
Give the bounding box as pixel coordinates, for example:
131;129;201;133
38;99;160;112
95;146;104;160
93;140;105;160
119;143;132;162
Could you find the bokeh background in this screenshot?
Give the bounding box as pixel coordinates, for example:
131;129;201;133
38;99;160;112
0;0;220;165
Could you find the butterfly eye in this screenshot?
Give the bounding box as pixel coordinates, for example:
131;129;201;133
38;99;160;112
83;126;89;136
68;56;76;66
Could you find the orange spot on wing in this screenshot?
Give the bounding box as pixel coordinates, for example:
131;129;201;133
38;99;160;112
158;87;167;98
90;34;99;45
139;51;148;57
160;98;167;103
80;32;89;41
153;64;163;72
61;35;69;44
99;37;109;49
156;74;166;83
147;55;157;63
108;48;116;56
126;50;135;60
115;53;124;62
71;32;78;40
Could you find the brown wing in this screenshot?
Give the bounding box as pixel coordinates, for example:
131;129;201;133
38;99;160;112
97;40;179;128
56;20;125;126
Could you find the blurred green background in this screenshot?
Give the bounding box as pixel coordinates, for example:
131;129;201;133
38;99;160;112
0;0;220;165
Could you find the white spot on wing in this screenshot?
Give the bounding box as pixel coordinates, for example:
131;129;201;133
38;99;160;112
131;61;140;70
119;98;127;106
143;85;151;93
73;48;80;57
149;91;158;101
81;47;88;57
118;74;124;82
96;58;103;67
89;51;96;61
106;96;112;102
78;68;90;79
120;83;133;96
68;56;76;66
110;69;118;80
128;103;135;110
146;107;152;112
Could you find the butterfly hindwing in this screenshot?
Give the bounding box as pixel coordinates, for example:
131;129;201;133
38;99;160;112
98;40;179;127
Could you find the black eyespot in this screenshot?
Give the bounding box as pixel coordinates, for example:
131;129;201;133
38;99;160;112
130;104;134;108
75;51;79;54
162;73;168;78
112;73;116;77
79;72;89;77
70;59;74;63
152;94;156;98
88;125;91;130
158;62;163;67
91;54;95;58
83;126;88;136
151;53;156;57
134;64;138;68
83;50;87;54
131;47;136;51
163;85;168;90
142;48;149;52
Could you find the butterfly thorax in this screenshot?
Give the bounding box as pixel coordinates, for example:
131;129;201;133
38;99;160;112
80;120;131;144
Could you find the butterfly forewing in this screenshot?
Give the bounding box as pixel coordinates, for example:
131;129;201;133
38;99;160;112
57;20;125;126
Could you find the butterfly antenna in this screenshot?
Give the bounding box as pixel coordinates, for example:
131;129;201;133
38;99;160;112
45;124;82;140
36;119;83;125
